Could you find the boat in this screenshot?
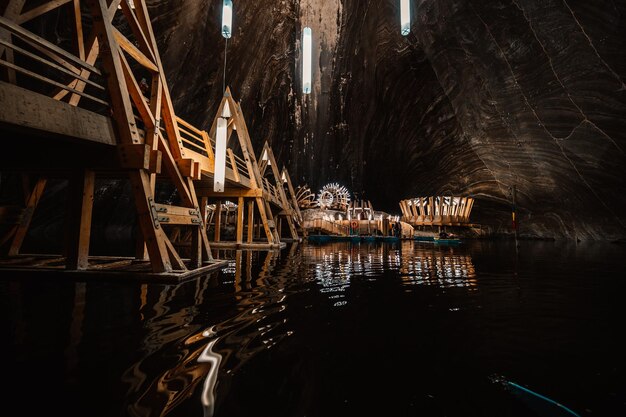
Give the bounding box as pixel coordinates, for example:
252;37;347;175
413;235;434;242
433;237;461;245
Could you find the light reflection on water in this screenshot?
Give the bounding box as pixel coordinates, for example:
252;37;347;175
3;240;626;417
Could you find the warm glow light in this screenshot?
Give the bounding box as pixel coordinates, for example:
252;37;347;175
214;118;227;192
222;0;233;39
400;0;410;36
302;27;312;94
281;171;287;183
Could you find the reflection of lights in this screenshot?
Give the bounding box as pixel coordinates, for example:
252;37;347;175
304;241;476;291
199;328;223;417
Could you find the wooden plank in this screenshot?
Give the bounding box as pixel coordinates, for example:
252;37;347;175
156;132;193;206
73;0;84;59
247;200;254;243
119;50;155;129
196;188;263;198
255;197;275;244
7;178;46;256
0;81;115;145
113;27;157;72
227;149;240;182
118;0;157;64
16;0;72;24
163;234;186;271
236;196;244;244
185;178;212;261
213;201;221;242
65;170;94;270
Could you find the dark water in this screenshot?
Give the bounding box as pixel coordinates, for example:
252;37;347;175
1;240;625;417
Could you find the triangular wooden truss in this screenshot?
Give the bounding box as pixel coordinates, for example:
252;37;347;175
258;142;300;240
196;88;298;247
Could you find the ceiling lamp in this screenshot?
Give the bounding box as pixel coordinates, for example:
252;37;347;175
400;0;410;36
214;118;227;192
302;27;312;94
222;0;233;39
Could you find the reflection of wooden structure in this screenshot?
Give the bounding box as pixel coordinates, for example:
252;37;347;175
399;196;474;227
0;0;297;276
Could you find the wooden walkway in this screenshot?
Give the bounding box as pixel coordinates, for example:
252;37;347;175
0;0;300;278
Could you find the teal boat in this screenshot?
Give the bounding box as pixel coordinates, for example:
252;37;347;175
414;236;434;242
433;237;461;245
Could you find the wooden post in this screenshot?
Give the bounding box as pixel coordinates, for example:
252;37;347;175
247;200;254;243
236;197;244;244
214;201;221;242
65;170;95;270
8;178;47;256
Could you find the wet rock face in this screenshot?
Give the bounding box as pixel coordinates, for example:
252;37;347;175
150;0;626;239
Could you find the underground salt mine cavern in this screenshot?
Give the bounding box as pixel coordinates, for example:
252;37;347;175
0;0;625;416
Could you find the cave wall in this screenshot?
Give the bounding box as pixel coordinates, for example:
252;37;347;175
146;0;626;239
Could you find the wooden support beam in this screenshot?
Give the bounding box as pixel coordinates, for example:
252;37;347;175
65;170;95;270
113;27;157;72
196;188;263;198
163;234;186;271
213;201;221;242
8;178;46;256
16;0;72;24
186;178;212;262
236;196;244;244
247;200;254;243
128;170;172;272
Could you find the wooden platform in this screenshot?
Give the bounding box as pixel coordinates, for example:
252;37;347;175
0;255;228;283
207;242;287;250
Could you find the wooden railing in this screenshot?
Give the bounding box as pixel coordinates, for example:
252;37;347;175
0;15;108;112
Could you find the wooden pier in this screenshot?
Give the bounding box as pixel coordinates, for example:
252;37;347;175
0;0;299;279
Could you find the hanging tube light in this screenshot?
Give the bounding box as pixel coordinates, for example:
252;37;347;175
214;118;227;192
400;0;410;36
222;0;233;39
302;27;312;94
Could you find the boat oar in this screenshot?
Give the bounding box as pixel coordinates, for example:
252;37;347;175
492;375;581;417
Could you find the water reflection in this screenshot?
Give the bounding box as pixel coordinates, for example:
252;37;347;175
4;240;626;416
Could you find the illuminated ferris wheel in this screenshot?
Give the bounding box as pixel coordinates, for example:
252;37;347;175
317;183;351;211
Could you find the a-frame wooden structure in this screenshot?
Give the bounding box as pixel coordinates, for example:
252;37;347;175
198;88;283;248
258;143;300;241
281;165;305;237
0;0;218;274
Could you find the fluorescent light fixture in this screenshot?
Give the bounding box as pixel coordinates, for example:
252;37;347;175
400;0;410;36
214;118;227;192
302;27;312;94
222;100;231;118
222;0;233;39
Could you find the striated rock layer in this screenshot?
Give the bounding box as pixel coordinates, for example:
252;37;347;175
147;1;625;239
